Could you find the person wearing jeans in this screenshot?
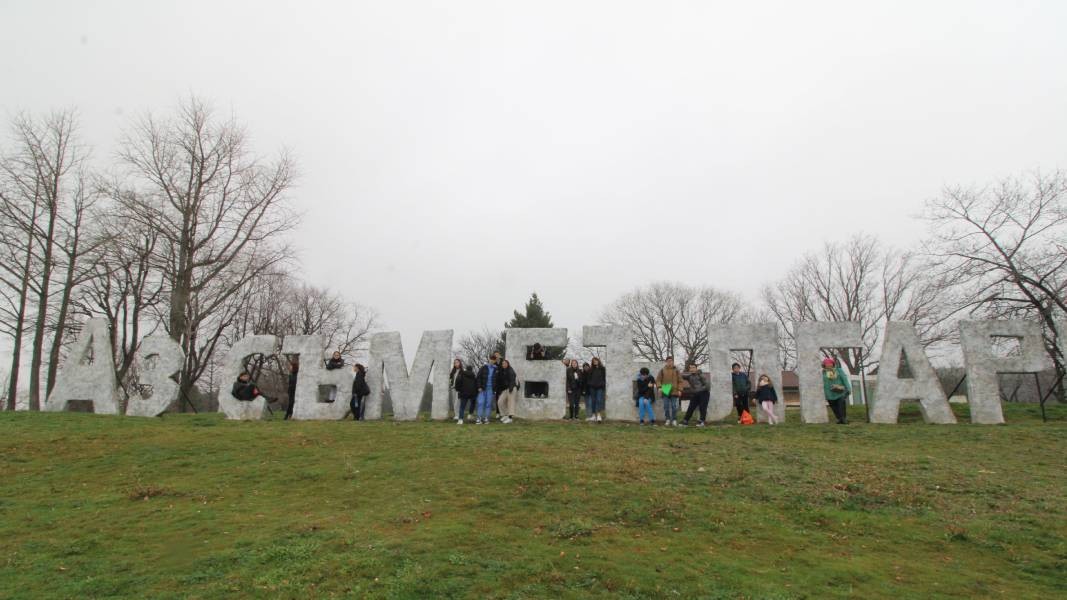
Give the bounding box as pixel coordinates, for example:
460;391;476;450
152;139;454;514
656;356;684;426
475;354;500;425
635;367;657;425
586;357;607;422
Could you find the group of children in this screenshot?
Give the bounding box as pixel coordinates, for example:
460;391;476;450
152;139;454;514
232;349;847;427
633;357;780;426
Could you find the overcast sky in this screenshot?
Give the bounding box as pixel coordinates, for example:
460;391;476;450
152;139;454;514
2;1;1065;357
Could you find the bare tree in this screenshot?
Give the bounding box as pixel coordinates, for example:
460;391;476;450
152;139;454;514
598;282;748;364
922;171;1067;401
455;327;504;370
0;110;89;410
116;96;297;402
762;235;956;372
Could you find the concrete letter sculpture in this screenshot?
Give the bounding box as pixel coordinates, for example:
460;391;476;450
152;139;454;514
795;321;863;424
126;335;185;417
366;330;453;421
708;323;785;424
282;335;353;420
870;322;955;424
583;325;665;422
44;318;122;414
504;328;568;419
959;320;1050;425
218;334;277;420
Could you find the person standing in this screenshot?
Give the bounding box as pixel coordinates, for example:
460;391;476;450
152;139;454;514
822;357;852;424
587;356;607;423
285;358;299;420
350;363;370;420
681;362;709;427
656;356;684;426
496;358;519;423
448;358;464;421
635;367;657;425
476;354;499;425
454;365;479;424
565;359;582;419
580;362;592;420
755;373;779;425
731;363;752;423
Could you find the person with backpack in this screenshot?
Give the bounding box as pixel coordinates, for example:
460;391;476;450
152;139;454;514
586;356;607;423
755;373;779;425
656;356;684;426
565;359;582;419
635;367;657;425
822;357;852;424
475;354;500;425
454;365;479;424
350;363;370;420
232;371;263;401
496;358;519;423
681;362;709;427
731;362;752;423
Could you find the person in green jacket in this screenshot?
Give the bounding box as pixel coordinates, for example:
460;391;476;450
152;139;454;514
822;357;851;424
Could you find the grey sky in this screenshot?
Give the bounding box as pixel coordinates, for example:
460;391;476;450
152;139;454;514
2;1;1065;357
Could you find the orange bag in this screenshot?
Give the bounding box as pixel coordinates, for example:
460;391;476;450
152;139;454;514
740;409;755;425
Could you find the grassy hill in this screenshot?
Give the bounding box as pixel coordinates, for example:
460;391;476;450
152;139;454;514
1;404;1065;599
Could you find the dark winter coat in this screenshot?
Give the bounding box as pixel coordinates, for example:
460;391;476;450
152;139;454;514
586;365;606;390
352;370;370;397
732;372;751;397
566;366;582;395
580;366;591;395
455;369;479;400
634;373;657;403
326;357;345;370
232;379;261;401
495;365;518;393
755;383;778;403
683;371;708;395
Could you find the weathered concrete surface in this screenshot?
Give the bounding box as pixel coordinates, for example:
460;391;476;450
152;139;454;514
959;320;1050;424
580;326;627;420
126;335;185;417
708;323;785;423
218;334;276;420
44;318;122;414
870;322;955;424
505;328;568;419
366;330;453;421
795;321;863;424
282;335;353;420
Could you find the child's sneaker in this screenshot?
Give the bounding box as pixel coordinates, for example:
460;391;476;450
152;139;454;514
697;421;706;428
457;419;463;425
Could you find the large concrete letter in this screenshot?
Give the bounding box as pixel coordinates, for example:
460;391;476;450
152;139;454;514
870;322;955;424
282;335;353;420
366;330;453;421
583;325;632;420
505;328;568;419
126;335;185;417
708;323;785;423
959;320;1050;424
218;334;276;420
795;322;863;424
44;318;121;414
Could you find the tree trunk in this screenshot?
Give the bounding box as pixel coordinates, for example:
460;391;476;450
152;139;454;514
27;206;58;411
45;239;79;396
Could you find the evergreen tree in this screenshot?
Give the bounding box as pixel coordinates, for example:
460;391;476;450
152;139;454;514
505;293;563;360
505;293;554;329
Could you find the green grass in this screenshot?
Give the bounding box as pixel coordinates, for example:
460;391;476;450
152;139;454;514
1;404;1065;599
